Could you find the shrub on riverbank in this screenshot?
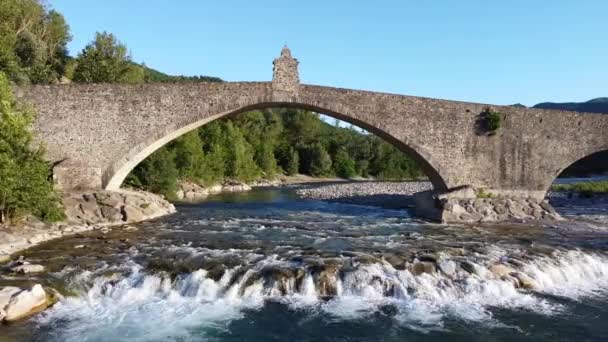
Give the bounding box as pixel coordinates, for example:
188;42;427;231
552;181;608;197
0;72;64;223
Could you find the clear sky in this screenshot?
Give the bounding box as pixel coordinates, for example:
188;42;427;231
52;0;607;106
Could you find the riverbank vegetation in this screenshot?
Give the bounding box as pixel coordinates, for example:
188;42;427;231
0;72;64;223
552;181;608;197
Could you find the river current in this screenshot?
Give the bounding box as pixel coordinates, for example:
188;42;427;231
2;187;608;341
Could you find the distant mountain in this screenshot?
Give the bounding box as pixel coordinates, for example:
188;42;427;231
531;97;608;177
533;98;608;114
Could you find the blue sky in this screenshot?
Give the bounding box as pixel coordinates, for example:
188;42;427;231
52;0;607;106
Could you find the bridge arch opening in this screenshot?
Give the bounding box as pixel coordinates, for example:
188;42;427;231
103;102;450;194
547;149;608;215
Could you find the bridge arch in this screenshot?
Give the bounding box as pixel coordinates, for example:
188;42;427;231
546;147;608;190
104;101;450;192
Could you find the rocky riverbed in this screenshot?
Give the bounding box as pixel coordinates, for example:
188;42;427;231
0;189;175;324
294;181;433;208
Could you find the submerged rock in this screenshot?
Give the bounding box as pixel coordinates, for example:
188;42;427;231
512;272;538;289
411;261;436;275
438;260;457;276
489;263;516;278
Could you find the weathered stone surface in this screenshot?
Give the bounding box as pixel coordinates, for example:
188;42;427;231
3;284;48;322
63;190;175;226
0;287;21;319
16;47;608;202
418;187;564;223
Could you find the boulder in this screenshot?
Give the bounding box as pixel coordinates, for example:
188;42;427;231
438;260;457;277
0;254;11;264
222;180;252;193
3;284;48;322
100;206;123;222
0;286;21;321
11;263;45;274
122;204;145;223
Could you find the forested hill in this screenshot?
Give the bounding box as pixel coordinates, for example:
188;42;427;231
142;65;223;83
533;98;608;114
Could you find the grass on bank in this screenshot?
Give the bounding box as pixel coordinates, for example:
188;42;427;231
551;181;608;197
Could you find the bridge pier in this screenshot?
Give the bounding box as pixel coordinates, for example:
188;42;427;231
52;159;103;190
414;186;561;223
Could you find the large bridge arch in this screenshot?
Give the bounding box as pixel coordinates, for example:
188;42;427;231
104;100;450;191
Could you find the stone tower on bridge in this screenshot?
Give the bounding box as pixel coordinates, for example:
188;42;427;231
272;45;299;94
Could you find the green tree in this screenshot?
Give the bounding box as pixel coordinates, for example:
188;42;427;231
223;122;259;182
170;131;205;181
333;148;357;178
0;1;70;84
0;72;63;222
73;31;143;84
127;147;178;199
309;143;333;177
255;139;277;177
285;147;299;176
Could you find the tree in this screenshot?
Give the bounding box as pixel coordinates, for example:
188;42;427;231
127;147;178;199
73;31;143;84
0;1;71;84
170;131;205;181
333;148;357;178
309;143;333;177
285;147;299;176
223;122;259;182
255;139;278;177
0;72;63;222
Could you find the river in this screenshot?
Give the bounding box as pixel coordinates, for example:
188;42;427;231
2;187;608;341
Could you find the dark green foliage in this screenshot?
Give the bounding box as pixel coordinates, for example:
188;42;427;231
285;147;299;176
126;147;178;199
142;65;223;83
0;72;64;222
308;143;333;177
333;148;357;178
552;181;608;197
126;108;426;196
482;107;502;132
0;1;71;84
73;32;144;84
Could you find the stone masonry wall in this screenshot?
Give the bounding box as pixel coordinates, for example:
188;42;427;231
14;79;608;195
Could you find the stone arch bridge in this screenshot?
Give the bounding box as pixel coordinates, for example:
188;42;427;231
15;47;608;211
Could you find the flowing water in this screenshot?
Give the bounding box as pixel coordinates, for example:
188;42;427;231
2;187;608;341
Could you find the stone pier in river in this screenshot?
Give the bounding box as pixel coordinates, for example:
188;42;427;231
14;47;608;222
